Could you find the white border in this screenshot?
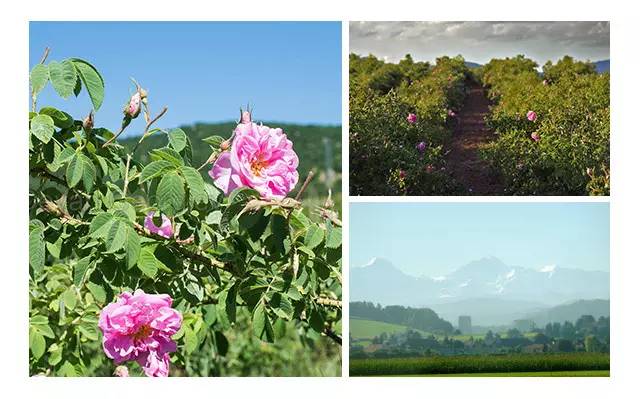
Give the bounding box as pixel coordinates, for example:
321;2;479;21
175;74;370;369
1;1;639;398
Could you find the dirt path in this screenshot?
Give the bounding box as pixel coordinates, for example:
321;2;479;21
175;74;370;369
445;81;504;195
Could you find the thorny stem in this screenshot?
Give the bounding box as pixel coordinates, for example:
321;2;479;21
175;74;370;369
323;328;342;346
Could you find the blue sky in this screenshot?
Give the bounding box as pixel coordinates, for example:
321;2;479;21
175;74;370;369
29;22;342;137
350;202;610;276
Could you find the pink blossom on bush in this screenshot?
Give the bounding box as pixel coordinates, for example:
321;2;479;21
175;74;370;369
209;119;299;200
425;164;435;173
399;170;406;179
526;110;537;122
144;212;173;238
406;113;417;124
98;290;182;377
416;141;426;153
447;109;456;117
531;132;541;142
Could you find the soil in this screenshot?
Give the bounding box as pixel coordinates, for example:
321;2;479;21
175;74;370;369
445;81;504;195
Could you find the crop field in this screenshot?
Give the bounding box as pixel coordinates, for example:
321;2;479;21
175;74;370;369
387;370;609;377
349;353;610;376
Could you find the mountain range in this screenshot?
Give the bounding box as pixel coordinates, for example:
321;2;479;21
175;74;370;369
350;257;609;326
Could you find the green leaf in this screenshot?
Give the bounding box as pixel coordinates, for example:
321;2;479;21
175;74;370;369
105;220;127;253
326;226;342;249
89;212;114;238
47;344;63;366
125;225;140;269
252;301;274;342
168;128;187;152
86;281;106;304
304;225;324;249
214;331;229;356
30;64;49;95
29;327;46;360
219;284;237;324
139;160;174;183
137;248;159;278
29;228;45;273
184;327;198;354
39;107;74;129
30;114;55;144
157;172;185;216
270;293;294;320
65;154;84;188
149;147;184;167
202;135;225;147
70;58;104;110
180;166;207;204
62;287;77;310
48;60;77;98
73;257;91;287
229;187;260;205
78;153;96;191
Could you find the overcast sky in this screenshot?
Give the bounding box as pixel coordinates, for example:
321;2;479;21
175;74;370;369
350;21;609;65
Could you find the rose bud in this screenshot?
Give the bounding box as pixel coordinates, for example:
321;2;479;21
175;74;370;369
83;111;94;133
526;110;537;122
399;170;406;179
531;132;541;142
124;91;142;119
416;141;426;153
406;113;417;124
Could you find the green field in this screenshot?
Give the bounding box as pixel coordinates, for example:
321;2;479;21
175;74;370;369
350;353;610;376
350;318;425;339
387;370;609;377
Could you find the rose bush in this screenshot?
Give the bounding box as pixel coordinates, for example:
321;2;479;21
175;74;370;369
28;52;342;376
479;55;610;195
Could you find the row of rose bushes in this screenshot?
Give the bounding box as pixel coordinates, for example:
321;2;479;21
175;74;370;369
479;55;610;195
349;54;469;195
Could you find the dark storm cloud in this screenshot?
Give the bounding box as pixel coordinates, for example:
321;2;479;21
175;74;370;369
349;21;610;64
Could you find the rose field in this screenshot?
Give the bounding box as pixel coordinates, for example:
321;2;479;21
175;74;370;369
28;51;342;377
349;53;610;195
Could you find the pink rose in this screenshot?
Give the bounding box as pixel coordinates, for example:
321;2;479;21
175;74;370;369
399;170;406;179
447;109;456;117
527;110;537;122
125;92;142;118
406;113;417;124
98;290;182;377
144;212;173;239
209;120;299;200
425;164;435;173
416;141;426;153
531;132;541;142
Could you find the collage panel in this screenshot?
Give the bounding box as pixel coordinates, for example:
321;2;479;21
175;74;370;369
349;21;610;196
28;21;343;377
349;202;610;376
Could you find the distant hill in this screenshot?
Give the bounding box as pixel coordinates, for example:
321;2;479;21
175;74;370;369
524;299;610;326
351;257;609;306
350;318;421;339
594;59;610;73
350;301;454;334
465;61;482;69
121;121;342;196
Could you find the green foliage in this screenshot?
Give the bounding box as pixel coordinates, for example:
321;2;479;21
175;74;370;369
349;54;467;195
479;56;609;195
349;353;610;376
28;54;342;376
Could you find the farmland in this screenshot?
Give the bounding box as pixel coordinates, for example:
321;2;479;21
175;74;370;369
349;53;609;195
350;318;427;339
349;353;610;376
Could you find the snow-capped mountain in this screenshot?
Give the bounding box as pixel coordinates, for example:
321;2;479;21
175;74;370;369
350;256;609;307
